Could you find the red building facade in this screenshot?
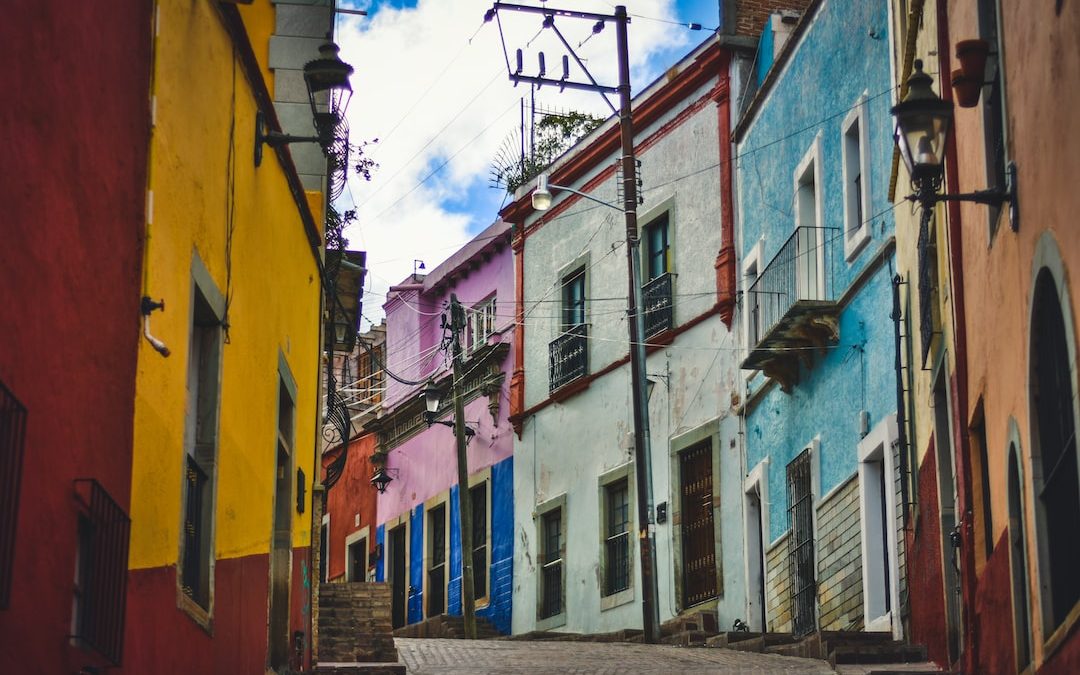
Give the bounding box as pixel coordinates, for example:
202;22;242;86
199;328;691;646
0;1;151;671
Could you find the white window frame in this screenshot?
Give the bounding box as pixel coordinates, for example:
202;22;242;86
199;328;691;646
423;493;450;619
857;414;902;639
321;513;331;583
468;296;497;354
345;526;370;582
467;470;493;608
741;237;765;365
534;494;567;630
598;463;635;611
841;93;872;261
793;135;826;301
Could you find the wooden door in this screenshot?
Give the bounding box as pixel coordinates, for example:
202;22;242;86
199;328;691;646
680;442;716;607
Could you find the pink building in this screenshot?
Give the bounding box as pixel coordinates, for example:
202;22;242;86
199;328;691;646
370;221;515;634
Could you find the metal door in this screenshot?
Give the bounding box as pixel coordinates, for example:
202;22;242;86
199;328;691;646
680;442;717;607
787;450;816;636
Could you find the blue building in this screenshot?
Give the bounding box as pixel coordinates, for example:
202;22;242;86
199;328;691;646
734;0;903;638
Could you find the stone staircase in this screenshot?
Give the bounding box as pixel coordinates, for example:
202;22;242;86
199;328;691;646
712;629;944;672
317;582;400;666
392;613;503;639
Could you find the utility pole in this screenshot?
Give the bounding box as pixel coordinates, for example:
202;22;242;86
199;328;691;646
614;5;660;645
449;294;478;639
490;2;660;643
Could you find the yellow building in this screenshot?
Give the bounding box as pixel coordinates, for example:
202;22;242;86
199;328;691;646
125;1;334;671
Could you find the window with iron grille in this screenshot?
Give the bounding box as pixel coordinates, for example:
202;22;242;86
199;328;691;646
787;450;816;637
427;503;447;616
71;479;131;666
642;214;674;337
470;483;489;601
539;508;563;619
180;284;222;612
603;479;630;596
0;379;27;610
468;297;497;354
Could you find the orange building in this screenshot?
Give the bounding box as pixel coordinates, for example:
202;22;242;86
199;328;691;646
891;1;1080;673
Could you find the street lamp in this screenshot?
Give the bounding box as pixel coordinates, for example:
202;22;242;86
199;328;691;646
255;40;354;166
371;468;393;494
891;60;1017;228
420;382;475;437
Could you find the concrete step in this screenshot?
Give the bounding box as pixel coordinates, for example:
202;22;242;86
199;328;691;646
313;663;406;675
704;631;764;648
660;630;711;647
830;644;929;666
725;632;798;653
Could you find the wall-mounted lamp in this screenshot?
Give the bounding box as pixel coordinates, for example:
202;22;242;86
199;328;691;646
370;467;398;494
891;60;1018;230
420;381;475;437
255;40;354;166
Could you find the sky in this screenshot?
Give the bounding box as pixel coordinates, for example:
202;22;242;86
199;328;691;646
332;0;724;329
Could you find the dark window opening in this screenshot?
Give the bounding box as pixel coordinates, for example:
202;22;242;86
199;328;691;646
0;379;27;610
1031;270;1079;631
604;478;630;596
470;484;488;600
428;504;446;616
645;214;670;281
562;268;586;329
539;509;563;619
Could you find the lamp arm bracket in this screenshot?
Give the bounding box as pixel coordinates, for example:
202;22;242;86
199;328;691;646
262;131;323;148
549;182;623;211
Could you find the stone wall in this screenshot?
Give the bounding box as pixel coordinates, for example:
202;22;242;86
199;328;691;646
816;474;863;631
765;532;792;633
319;582;398;664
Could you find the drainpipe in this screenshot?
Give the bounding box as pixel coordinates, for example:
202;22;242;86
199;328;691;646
936;2;978;670
890;276;911;532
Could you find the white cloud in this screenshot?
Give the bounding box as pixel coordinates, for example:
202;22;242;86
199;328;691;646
333;0;691;327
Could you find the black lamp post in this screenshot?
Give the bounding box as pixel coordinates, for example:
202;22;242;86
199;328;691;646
891;59;1017;229
255;40;354;166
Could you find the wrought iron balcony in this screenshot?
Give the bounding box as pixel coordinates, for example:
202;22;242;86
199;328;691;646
549;324;588;393
642;272;674;338
742;226;841;390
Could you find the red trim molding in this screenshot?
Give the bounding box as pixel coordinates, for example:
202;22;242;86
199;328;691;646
508;303;723;428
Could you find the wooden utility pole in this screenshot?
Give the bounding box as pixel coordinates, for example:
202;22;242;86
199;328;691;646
492;2;660;643
449;294;478;639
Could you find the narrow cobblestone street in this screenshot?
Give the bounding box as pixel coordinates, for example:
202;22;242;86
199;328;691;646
394;638;836;674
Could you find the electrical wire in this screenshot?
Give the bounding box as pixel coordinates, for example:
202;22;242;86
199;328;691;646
354;70;504;211
362;98;520;224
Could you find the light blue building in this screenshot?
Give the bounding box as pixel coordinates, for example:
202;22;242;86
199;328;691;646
734;0;903;638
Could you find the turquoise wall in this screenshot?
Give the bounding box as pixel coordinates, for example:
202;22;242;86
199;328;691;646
736;0;897;541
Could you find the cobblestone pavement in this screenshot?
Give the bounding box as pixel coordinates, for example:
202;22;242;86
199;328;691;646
395;638;837;674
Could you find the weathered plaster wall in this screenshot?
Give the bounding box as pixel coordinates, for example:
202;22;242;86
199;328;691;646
126;0;322;670
0;1;150;671
324;432;379;581
943;0;1080;668
511;49;745;633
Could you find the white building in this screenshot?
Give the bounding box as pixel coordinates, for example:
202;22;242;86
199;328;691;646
500;33;750;634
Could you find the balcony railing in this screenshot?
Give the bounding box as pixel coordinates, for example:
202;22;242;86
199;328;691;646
549;324;588;393
604;531;630;596
743;227;841;388
642;273;674;338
